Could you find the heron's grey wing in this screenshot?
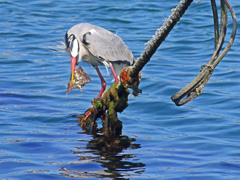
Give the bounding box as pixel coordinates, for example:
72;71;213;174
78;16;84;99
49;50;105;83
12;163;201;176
83;27;135;65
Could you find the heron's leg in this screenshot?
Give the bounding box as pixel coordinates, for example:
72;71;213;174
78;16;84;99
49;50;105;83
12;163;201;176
109;64;119;83
95;67;107;98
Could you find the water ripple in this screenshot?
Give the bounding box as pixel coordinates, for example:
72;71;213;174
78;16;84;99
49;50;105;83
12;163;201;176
1;0;240;179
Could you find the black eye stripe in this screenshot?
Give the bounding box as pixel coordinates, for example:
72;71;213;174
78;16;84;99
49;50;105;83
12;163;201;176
65;32;70;50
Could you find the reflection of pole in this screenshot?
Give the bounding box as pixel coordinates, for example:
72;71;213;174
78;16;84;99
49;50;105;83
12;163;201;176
61;135;145;179
86;135;145;177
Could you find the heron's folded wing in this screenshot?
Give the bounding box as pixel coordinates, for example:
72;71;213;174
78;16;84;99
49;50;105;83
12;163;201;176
84;28;135;65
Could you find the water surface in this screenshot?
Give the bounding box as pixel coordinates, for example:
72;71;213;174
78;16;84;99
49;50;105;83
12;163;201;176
1;0;240;179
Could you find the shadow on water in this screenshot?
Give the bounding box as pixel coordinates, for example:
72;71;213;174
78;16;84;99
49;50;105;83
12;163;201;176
60;118;145;179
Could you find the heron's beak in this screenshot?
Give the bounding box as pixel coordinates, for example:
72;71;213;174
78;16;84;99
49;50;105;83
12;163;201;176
71;56;77;84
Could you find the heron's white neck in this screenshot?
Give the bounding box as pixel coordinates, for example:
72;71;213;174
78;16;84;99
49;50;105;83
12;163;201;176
71;39;79;57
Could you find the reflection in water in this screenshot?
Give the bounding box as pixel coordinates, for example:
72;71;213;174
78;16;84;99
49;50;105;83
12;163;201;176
61;133;145;179
87;135;145;176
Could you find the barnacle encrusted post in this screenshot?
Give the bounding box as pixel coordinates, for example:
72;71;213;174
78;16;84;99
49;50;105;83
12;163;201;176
78;82;130;136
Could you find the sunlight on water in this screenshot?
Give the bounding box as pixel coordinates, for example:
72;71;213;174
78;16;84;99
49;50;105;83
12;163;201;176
0;0;240;179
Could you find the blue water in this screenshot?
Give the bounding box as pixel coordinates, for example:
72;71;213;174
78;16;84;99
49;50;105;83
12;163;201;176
1;0;240;179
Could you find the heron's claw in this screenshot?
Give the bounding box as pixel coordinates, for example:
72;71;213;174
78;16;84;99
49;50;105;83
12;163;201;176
79;109;96;134
83;111;92;121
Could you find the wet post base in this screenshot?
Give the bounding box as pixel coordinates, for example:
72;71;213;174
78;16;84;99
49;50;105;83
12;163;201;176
78;67;141;137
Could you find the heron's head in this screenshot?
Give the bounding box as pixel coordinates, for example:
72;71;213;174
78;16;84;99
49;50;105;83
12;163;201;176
65;33;79;84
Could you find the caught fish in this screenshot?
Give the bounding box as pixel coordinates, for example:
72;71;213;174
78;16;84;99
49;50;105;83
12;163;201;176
66;66;91;95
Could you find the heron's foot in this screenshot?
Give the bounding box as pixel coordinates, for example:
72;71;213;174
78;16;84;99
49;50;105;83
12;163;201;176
83;110;92;121
78;109;97;134
78;109;92;127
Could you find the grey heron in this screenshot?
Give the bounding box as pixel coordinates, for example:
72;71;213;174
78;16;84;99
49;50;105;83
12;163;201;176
65;23;136;98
